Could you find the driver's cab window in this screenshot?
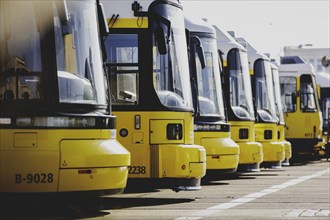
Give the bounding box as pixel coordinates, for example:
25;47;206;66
105;34;139;105
280;76;297;112
300;75;317;112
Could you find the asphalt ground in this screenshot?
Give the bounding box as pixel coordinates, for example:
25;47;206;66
1;159;329;220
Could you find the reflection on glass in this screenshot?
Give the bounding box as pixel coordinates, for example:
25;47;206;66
271;67;285;124
300;82;317;112
54;1;106;104
280;76;297;112
321;98;330;130
151;4;192;109
228;50;254;120
254;60;277;122
193;37;224;117
0;1;42;100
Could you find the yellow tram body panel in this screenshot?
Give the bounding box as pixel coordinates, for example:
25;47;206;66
194;131;239;171
0;129;130;193
254;123;285;162
230;120;263;165
277;124;292;160
113;111;206;179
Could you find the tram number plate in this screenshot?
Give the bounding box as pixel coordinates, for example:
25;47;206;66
129;166;146;174
15;173;54;184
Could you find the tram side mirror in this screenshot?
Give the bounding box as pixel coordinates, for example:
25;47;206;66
185;29;190;47
97;0;109;37
196;44;206;69
155;26;167;55
291;92;297;105
96;0;109;61
192;36;206;69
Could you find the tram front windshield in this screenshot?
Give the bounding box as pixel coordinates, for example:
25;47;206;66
228;50;254;120
0;1;106;108
321;98;330;132
194;37;224;118
151;3;193;109
300;75;317;112
254;59;277;122
272;67;285;124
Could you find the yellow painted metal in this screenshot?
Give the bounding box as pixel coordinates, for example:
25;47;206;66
161;144;206;178
193;131;239;170
107;18;148;29
230;120;263;165
277;124;292;160
150;119;184;144
113;111;206;179
255;123;285;162
0;129;130;193
59;167;128;192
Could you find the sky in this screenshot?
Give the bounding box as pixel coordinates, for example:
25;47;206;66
181;0;330;61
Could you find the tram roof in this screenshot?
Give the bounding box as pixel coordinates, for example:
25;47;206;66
213;25;246;56
184;16;216;36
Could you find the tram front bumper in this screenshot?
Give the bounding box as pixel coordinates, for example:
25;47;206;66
237;141;263;165
200;137;240;171
161;144;206;179
59;139;130;193
261;141;285;162
282;141;292;160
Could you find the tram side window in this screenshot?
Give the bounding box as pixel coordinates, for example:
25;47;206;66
300;75;317;112
105;34;139;105
279;76;296;112
0;1;42;100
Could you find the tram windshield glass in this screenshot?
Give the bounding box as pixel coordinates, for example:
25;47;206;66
279;76;297;112
0;1;43;101
151;3;193;109
254;59;277;122
271;67;285;124
300;75;317;112
54;1;106;105
228;50;255;120
0;0;106;106
194;37;224;117
321;97;330;132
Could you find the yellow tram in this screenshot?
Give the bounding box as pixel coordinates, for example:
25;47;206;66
270;62;292;165
185;17;239;176
215;28;263;172
0;0;130;194
236;38;285;168
278;56;323;161
102;0;206;191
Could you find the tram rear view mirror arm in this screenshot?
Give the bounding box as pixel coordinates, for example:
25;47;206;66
151;12;171;55
192;36;206;69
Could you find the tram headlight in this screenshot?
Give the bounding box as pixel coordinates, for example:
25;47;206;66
193;124;230;132
264;130;272;140
239;128;249;139
16;116;96;127
167;123;183;140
